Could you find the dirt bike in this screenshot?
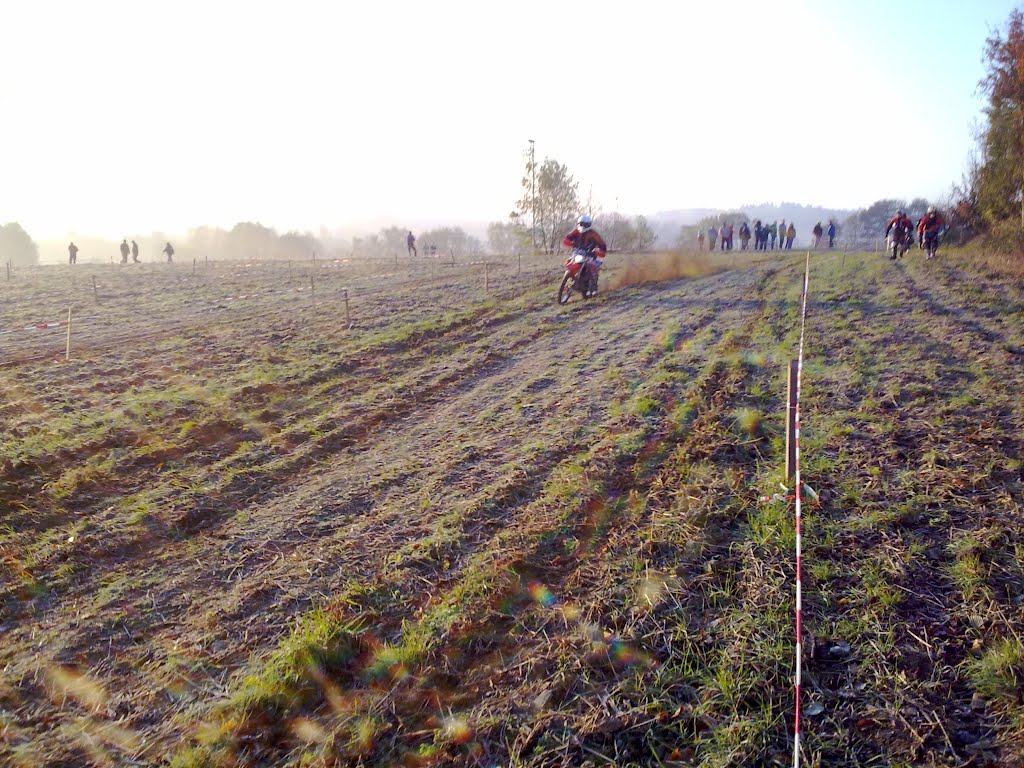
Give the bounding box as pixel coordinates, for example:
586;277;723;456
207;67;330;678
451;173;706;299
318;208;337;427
557;248;599;304
888;227;912;260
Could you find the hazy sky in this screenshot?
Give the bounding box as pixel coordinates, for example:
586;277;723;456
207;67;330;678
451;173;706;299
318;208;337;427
1;0;1018;239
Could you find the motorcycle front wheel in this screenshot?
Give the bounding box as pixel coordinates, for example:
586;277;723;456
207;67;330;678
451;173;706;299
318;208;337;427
558;272;575;305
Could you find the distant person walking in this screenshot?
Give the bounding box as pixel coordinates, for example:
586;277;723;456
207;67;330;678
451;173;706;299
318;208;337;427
131;239;140;263
827;220;837;248
119;239;130;263
68;242;78;264
163;242;175;263
753;220;764;251
707;225;718;251
786;222;796;249
406;230;417;257
697;229;705;250
769;221;778;250
812;221;824;249
738;222;751;250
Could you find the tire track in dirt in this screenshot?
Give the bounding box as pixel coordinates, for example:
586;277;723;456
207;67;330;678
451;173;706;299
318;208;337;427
173;263;792;766
2;264;770;765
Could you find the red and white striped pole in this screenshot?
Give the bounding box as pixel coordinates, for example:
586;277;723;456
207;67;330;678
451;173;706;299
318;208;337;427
792;251;810;767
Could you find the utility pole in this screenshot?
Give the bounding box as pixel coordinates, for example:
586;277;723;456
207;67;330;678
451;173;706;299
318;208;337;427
529;139;537;254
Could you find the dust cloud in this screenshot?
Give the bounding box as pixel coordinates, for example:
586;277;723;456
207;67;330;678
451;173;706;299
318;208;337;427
608;251;719;289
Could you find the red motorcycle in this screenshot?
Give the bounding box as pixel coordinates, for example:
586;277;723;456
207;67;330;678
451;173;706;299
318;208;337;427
557;248;599;304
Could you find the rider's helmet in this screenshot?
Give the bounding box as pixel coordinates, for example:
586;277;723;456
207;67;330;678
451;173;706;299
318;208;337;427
927;205;936;214
577;214;593;232
896;210;904;217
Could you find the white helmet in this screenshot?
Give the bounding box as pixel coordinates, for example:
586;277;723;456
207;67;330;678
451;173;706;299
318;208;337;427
577;214;593;231
927;205;936;214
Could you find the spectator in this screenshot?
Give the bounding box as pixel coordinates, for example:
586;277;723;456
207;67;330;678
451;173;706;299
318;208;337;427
407;230;417;257
707;225;718;251
753;220;764;251
697;229;705;250
131;239;140;263
769;221;778;250
827;220;837;248
119;239;130;264
68;242;78;264
786;222;796;249
721;222;733;251
163;242;175;263
738;222;751;250
812;221;824;248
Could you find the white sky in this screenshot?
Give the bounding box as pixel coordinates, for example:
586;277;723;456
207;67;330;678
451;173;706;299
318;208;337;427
0;0;1018;239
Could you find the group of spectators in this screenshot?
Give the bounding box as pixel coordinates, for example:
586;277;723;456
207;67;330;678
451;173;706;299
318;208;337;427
68;239;175;264
697;219;838;251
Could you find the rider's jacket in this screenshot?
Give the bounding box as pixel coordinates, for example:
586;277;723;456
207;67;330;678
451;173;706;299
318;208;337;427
563;228;607;256
886;214;913;234
918;212;946;237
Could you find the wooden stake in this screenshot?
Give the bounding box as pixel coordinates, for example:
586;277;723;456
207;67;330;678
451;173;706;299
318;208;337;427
92;275;98;304
65;307;73;362
5;262;9;281
192;258;196;275
484;260;489;294
344;288;350;327
517;252;521;276
310;274;316;310
785;359;798;483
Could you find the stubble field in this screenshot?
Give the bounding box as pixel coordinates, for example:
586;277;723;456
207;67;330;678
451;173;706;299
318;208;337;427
1;248;1022;767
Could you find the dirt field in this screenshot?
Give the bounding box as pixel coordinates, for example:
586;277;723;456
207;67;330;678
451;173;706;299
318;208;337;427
2;249;1022;767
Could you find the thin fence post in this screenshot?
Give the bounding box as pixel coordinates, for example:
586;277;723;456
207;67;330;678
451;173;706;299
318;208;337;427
484;260;489;294
192;258;196;275
344;288;351;327
5;261;9;281
310;274;316;310
518;252;522;276
65;307;73;362
785;359;798;483
92;275;98;304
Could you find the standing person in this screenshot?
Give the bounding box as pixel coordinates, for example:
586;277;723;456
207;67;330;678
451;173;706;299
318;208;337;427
68;242;78;264
779;220;786;250
119;239;130;263
131;239;140;263
707;225;718;252
769;221;778;250
786;222;796;249
753;220;764;251
738;221;751;250
163;242;175;263
562;214;607;295
827;220;837;248
697;229;705;250
812;221;824;249
720;222;731;251
406;230;417;257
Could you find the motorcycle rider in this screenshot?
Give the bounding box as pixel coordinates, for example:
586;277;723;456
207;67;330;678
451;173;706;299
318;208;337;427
563;214;607;295
917;205;946;259
885;209;913;260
